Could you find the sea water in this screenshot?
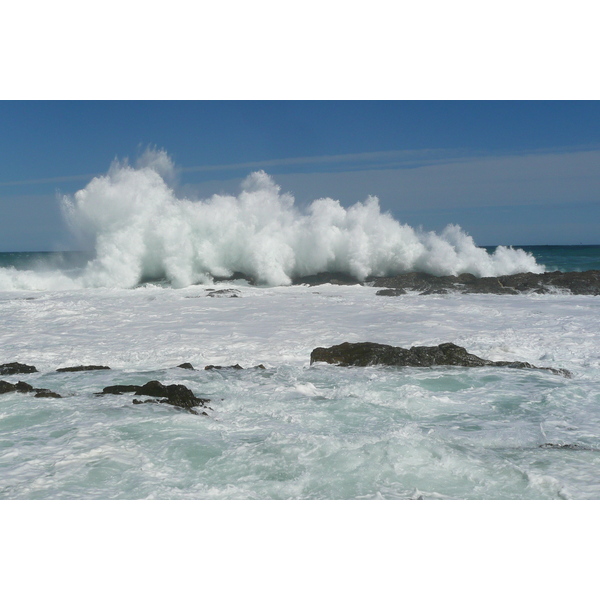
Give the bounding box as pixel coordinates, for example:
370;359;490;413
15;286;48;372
1;150;599;499
1;282;599;499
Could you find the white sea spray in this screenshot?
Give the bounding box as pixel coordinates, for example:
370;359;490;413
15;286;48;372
0;149;542;291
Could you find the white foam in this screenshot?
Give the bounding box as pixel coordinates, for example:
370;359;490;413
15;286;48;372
1;149;543;290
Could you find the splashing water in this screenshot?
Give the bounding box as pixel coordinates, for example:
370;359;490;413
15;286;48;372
3;149;542;290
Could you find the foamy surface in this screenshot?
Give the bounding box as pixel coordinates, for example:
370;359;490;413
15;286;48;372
1;282;599;499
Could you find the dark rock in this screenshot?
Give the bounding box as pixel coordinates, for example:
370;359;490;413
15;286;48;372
177;363;195;370
100;380;210;412
0;381;17;394
205;364;244;370
0;380;61;398
376;288;406;296
292;272;362;286
136;380;209;411
254;364;266;369
56;365;110;372
0;362;38;375
539;443;596;451
15;381;34;392
310;342;571;377
99;384;141;395
368;270;600;296
207;289;240;298
34;389;63;398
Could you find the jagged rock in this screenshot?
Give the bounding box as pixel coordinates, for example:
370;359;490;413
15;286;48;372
205;364;244;370
310;342;571;377
0;362;38;375
207;289;240;298
371;270;600;296
177;363;195;370
56;365;110;372
34;389;63;398
0;380;62;398
99;380;210;413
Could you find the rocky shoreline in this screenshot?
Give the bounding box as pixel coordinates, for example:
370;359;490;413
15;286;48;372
290;270;600;295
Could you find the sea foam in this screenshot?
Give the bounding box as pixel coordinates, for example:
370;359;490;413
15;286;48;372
2;149;542;290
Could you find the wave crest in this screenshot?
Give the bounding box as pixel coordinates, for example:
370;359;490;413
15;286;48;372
2;149;543;290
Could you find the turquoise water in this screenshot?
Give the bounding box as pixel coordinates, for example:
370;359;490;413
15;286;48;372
484;245;600;272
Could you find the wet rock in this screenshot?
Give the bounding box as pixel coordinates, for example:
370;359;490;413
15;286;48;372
0;362;38;375
34;389;63;398
539;443;596;451
137;380;210;411
207;289;240;298
369;270;600;296
177;362;195;370
0;380;62;398
310;342;571;377
292;272;362;286
205;364;244;370
213;272;255;285
99;385;140;395
99;380;210;413
376;288;406;296
56;365;110;372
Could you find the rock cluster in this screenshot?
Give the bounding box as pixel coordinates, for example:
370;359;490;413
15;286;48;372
310;341;571;377
0;380;61;398
98;380;210;414
370;270;600;296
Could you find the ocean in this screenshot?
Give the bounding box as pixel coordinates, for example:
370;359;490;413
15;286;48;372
1;153;599;500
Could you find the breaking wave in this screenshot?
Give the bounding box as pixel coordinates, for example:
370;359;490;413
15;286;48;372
1;149;543;290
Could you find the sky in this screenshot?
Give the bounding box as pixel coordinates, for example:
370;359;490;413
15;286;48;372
0;100;599;251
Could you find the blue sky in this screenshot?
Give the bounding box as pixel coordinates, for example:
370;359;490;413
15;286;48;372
1;100;599;251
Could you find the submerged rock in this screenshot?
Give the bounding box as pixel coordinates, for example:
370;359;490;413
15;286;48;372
371;270;600;296
0;380;62;398
177;362;195;370
310;342;571;377
56;365;110;372
0;362;38;375
539;443;596;451
207;289;240;298
205;364;244;370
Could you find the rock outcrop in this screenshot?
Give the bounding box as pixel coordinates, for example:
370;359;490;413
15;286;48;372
0;362;38;375
0;380;62;398
310;342;571;377
370;270;600;296
99;380;210;414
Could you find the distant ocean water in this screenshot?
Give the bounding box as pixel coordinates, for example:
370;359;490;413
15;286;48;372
485;245;600;273
1;246;598;281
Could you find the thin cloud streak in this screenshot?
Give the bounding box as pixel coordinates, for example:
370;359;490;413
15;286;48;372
2;146;598;190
